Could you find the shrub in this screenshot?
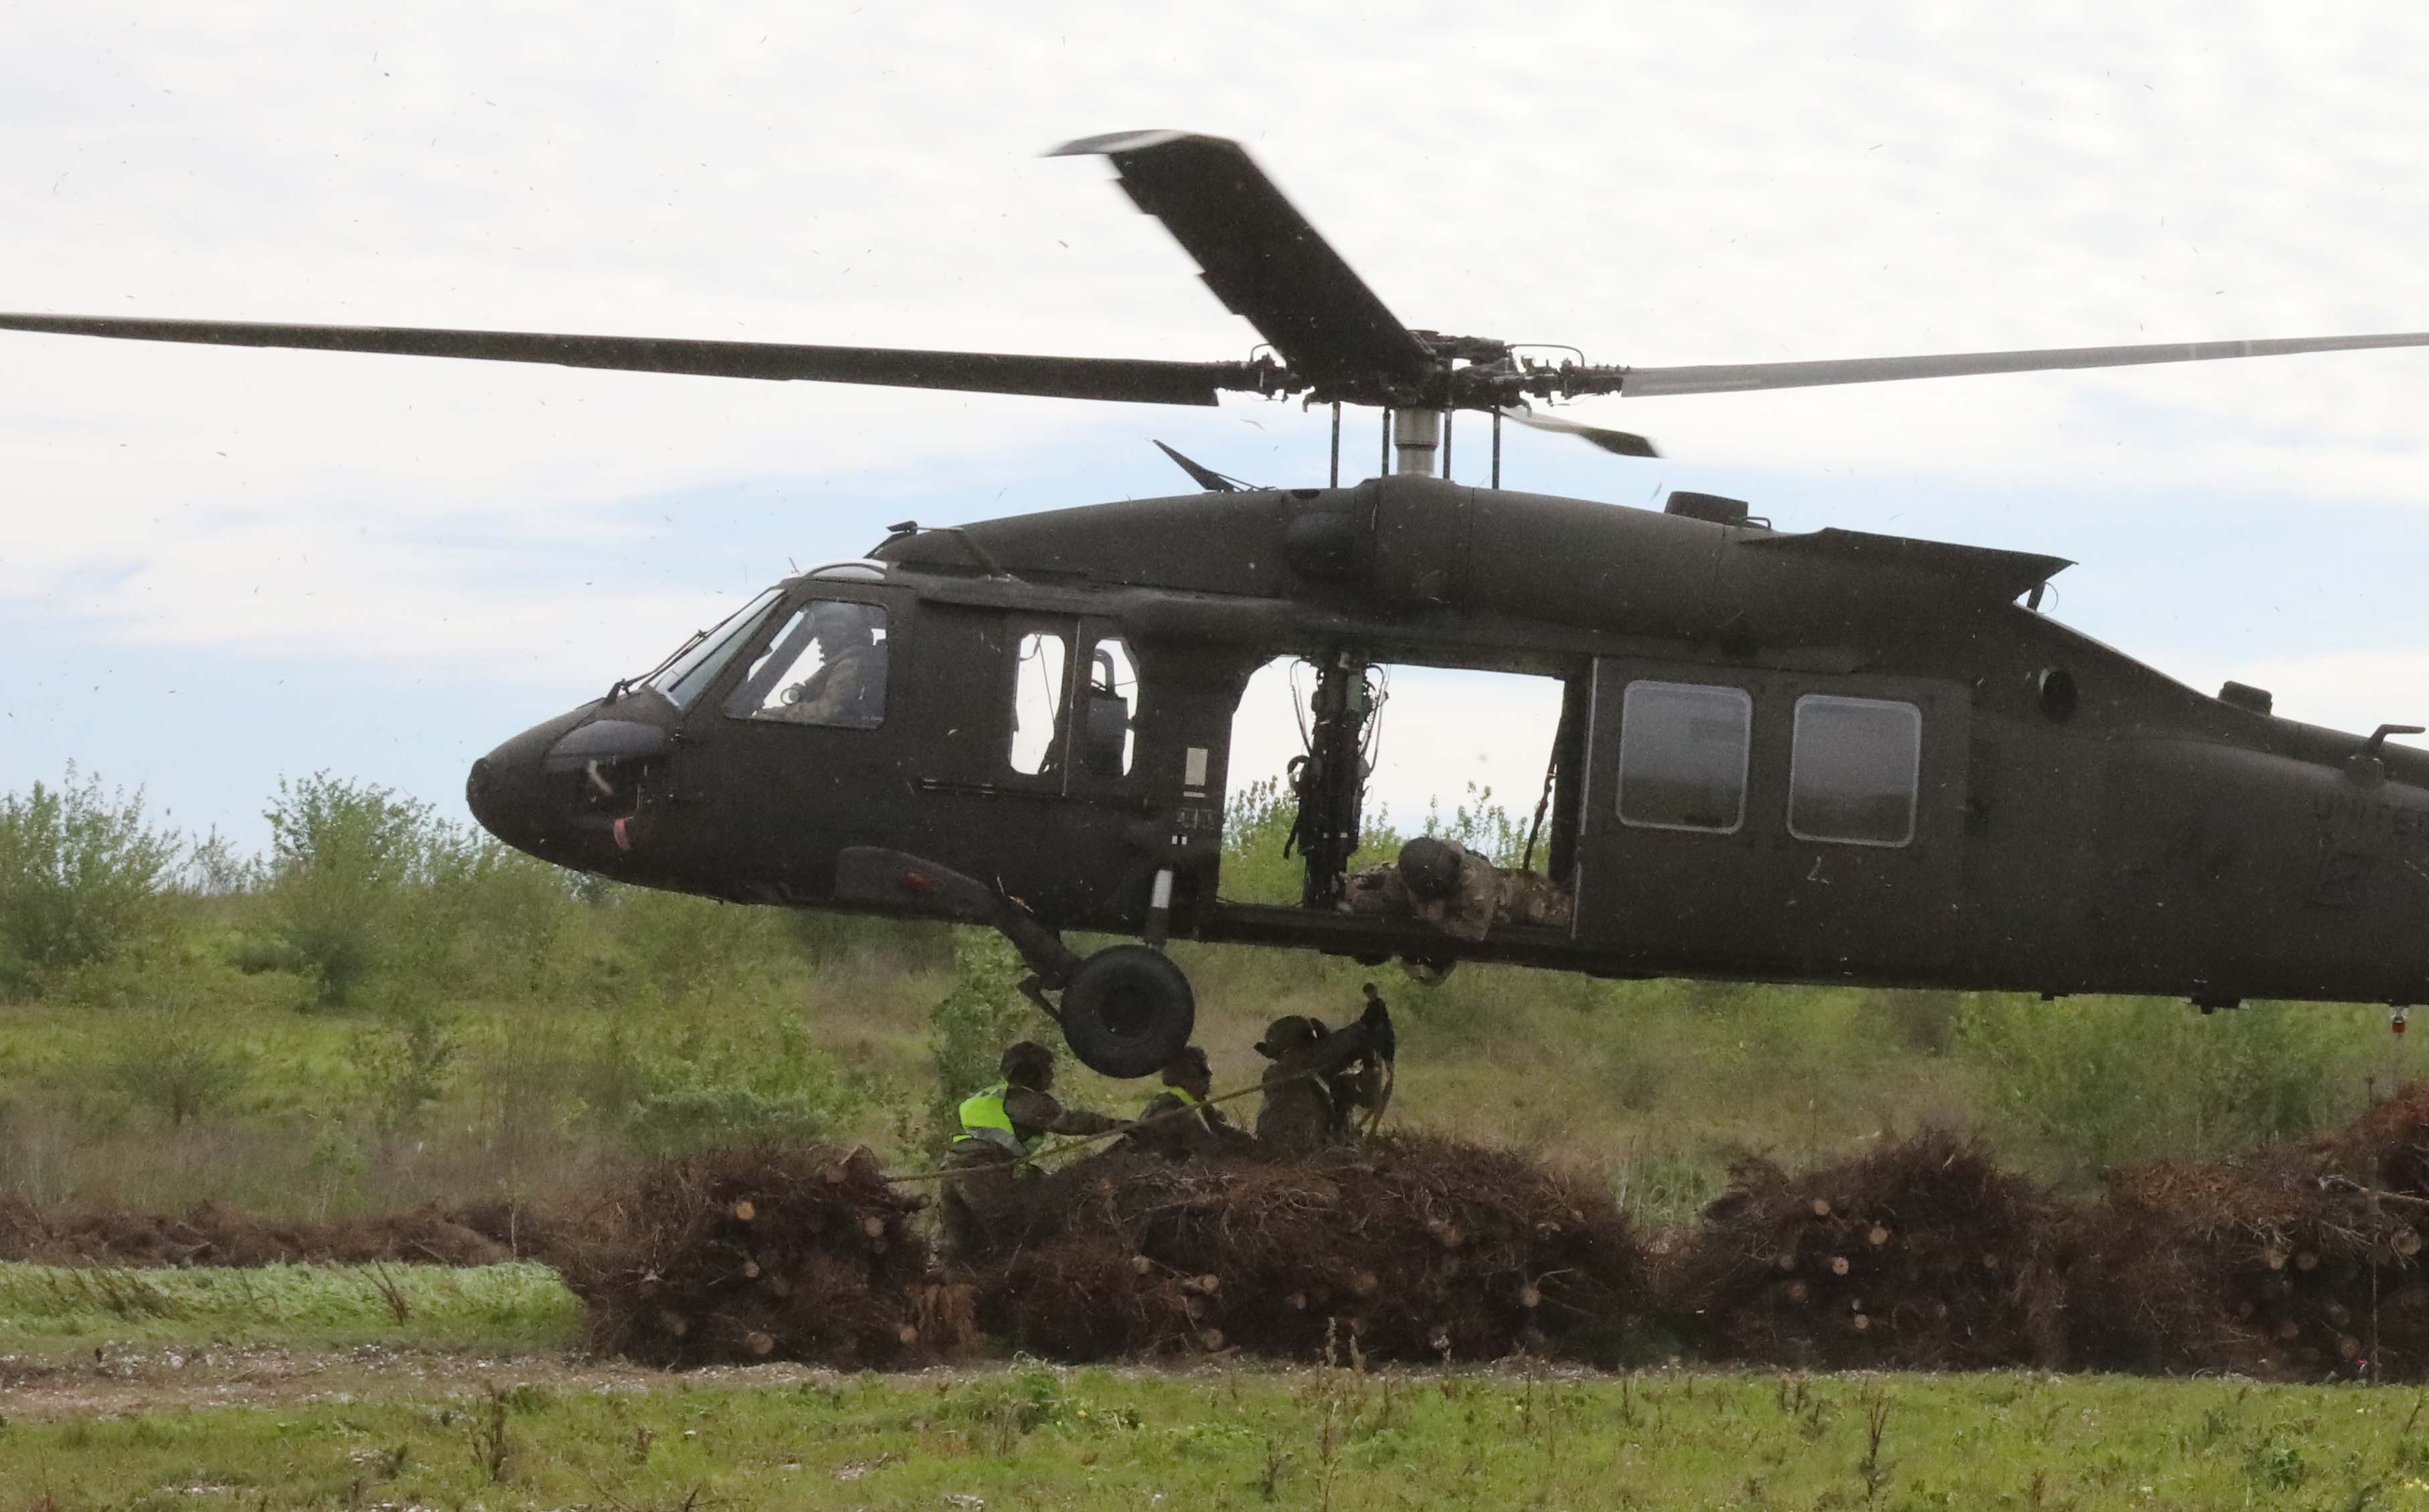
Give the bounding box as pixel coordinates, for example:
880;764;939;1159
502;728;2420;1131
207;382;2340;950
0;767;182;996
264;773;442;1005
624;1086;832;1157
103;1007;256;1126
349;1003;459;1134
928;929;1046;1143
1958;995;2368;1184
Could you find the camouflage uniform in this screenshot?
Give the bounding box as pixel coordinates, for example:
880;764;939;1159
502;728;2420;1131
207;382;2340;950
1253;1001;1394;1151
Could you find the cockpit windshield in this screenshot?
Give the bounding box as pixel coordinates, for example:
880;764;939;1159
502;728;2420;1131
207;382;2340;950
640;588;784;709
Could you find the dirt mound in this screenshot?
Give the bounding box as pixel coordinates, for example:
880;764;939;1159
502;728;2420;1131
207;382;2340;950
1664;1130;2070;1369
977;1133;1653;1365
2072;1087;2429;1379
0;1195;533;1268
552;1143;976;1369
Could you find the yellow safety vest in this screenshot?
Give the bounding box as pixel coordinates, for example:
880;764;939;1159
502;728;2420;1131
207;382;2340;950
953;1082;1029;1155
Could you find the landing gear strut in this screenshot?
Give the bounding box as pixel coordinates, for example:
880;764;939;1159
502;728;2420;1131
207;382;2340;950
834;846;1195;1078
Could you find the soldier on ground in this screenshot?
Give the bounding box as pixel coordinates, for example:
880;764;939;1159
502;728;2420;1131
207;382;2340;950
1120;1046;1254;1161
940;1039;1126;1255
1252;986;1397;1151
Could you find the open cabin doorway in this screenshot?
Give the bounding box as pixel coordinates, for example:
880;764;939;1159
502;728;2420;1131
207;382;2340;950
1222;655;1581;917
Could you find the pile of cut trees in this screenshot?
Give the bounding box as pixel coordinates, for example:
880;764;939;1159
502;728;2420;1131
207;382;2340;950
980;1133;1652;1365
2073;1087;2429;1378
1667;1130;2070;1369
556;1144;975;1367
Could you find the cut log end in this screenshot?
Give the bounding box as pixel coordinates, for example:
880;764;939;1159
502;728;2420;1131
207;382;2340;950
744;1330;775;1357
1809;1198;1833;1219
1519;1284;1543;1309
730;1199;758;1223
1829;1255;1851;1276
1851;1313;1871;1332
897;1324;920;1347
1198;1328;1226;1351
860;1215;888;1239
1866;1225;1890;1248
1130;1254;1155;1276
1352;1271;1380;1297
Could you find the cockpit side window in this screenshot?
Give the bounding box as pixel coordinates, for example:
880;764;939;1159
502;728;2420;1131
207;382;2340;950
649;589;784;709
723;599;890;730
1009;631;1070;775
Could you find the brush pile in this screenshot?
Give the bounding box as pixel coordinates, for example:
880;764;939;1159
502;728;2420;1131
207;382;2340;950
2072;1086;2429;1378
1665;1129;2070;1369
978;1132;1651;1365
553;1144;975;1368
0;1195;528;1268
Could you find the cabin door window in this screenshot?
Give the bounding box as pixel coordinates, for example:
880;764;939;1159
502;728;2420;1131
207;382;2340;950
1615;681;1752;833
1009;630;1072;776
1080;637;1141;778
1787;695;1921;847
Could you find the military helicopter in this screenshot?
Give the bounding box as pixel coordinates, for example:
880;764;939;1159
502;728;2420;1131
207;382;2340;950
11;129;2429;1078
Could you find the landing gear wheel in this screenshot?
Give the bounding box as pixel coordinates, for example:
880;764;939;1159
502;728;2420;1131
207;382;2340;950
1058;944;1195;1078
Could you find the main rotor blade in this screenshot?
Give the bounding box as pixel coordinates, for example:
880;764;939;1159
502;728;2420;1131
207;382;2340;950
0;313;1263;406
1053;131;1436;403
1496;405;1659;458
1610;331;2429;398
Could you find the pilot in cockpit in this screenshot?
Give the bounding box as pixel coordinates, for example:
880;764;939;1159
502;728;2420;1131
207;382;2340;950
768;600;888;728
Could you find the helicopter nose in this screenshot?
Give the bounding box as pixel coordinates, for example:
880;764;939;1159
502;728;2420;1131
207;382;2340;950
465;707;590;857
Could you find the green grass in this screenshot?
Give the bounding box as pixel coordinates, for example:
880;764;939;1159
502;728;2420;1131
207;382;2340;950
6;1362;2429;1509
0;1260;578;1353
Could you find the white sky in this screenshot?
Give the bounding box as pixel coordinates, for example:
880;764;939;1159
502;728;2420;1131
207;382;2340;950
7;3;2429;849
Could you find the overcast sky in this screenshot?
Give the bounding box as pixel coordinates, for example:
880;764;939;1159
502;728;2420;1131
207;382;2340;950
8;3;2429;853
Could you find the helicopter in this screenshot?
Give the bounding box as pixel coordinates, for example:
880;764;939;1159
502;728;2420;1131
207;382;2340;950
10;129;2429;1078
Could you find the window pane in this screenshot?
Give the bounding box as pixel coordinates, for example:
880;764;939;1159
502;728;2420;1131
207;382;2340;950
1009;631;1069;774
1618;681;1750;833
650;588;783;709
1789;695;1920;846
722;599;889;729
1082;638;1140;777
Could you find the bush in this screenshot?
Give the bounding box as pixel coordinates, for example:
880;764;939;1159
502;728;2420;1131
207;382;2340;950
625;1086;833;1157
349;1003;459;1135
103;1007;256;1127
928;930;1045;1143
1958;995;2368;1184
0;768;182;996
264;773;444;1005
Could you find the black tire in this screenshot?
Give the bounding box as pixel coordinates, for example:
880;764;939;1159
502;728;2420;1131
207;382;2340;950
1058;944;1195;1079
